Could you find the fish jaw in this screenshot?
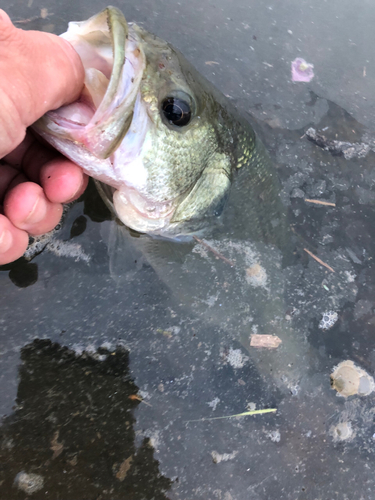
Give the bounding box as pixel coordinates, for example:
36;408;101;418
113;188;176;234
33;7;146;178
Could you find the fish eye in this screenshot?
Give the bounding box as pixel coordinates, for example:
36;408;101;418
161;97;192;126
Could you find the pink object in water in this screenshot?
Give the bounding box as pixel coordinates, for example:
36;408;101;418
291;58;314;82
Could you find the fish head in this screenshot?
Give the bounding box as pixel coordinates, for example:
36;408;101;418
34;7;256;238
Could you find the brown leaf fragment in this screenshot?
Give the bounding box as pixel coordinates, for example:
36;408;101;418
129;394;142;402
205;61;220;65
67;455;78;466
50;430;64;459
250;334;282;349
116;456;133;481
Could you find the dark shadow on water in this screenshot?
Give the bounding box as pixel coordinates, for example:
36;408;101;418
7;259;38;288
0;340;171;500
83;178;112;224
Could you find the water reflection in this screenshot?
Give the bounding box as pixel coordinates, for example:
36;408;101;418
0;340;171;499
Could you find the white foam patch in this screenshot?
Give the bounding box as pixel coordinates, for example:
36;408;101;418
47;241;91;263
319;311;338;330
207;397;220;411
211;450;238;463
225;347;247;369
265;430;281;443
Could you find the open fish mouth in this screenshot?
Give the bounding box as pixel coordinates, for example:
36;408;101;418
35;7;146;164
34;7;183;233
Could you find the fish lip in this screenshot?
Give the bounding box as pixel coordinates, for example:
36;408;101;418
34;7;145;162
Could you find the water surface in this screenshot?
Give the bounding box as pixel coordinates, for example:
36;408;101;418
2;1;375;499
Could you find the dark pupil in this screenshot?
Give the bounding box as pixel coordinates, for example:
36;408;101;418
162;98;191;126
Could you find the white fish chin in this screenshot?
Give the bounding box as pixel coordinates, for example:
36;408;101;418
113;188;176;234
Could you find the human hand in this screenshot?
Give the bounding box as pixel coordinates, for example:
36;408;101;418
0;9;87;265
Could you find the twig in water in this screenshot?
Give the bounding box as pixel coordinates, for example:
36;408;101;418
128;394;152;407
304;198;336;207
193;236;235;267
14;9;51;24
186;408;277;423
304;248;335;273
14;16;40;24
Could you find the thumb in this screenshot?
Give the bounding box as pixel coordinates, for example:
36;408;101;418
0;10;85;157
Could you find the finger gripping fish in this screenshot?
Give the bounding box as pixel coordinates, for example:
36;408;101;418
34;6;277;239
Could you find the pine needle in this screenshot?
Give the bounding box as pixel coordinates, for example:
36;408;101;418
193;236;235;267
304;248;335;273
186;408;277;423
304;198;336;207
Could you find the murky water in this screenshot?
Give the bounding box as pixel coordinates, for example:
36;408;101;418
2;1;375;499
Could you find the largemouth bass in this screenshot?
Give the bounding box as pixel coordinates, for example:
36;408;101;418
34;6;284;241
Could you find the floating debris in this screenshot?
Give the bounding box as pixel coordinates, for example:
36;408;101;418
14;472;44;494
250;334;282;349
207;397;220;411
265;429;281;443
330;421;354;442
50;430;64;459
304;248;335;273
128;394;152;406
225;347;246;369
186;408;277;423
211;450;238;463
346;247;362;265
246;263;268;288
115;456;133;481
193;236;235;267
305;127;370;159
47;240;91;263
330;360;375;397
14;8;52;24
319;311;338;330
304;198;336;207
291;58;314;82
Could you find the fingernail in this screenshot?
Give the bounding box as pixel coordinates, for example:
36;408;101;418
0;228;13;253
69;177;85;201
0;10;12;26
25;195;48;225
